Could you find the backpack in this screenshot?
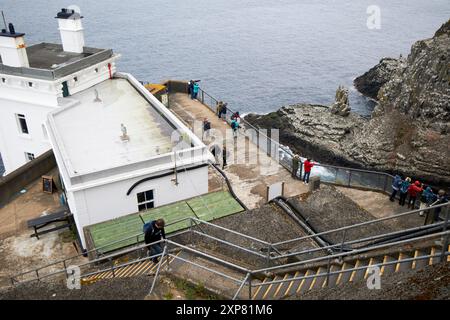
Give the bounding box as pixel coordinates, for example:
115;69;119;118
143;221;154;235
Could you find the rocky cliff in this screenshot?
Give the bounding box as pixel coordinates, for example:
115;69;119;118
245;20;450;186
353;57;404;100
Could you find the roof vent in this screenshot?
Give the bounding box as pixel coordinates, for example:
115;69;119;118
8;23;15;34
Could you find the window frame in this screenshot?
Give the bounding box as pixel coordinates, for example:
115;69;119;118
25;152;35;162
136;189;155;212
16;113;29;135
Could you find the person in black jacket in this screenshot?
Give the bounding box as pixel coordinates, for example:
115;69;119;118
144;219;166;263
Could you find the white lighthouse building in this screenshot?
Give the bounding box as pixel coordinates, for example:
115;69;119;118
0;8;118;175
0;9;213;249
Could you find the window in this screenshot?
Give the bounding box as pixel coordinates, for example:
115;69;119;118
73;76;78;82
94;68;98;73
137;190;154;211
16;114;29;134
1;78;5;83
25;152;35;162
28;82;33;87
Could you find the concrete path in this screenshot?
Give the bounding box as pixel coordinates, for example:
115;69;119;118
169;93;309;209
336;186;425;228
0;168;61;240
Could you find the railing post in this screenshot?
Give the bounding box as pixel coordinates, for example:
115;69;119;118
201;90;204;104
189;218;193;246
63;260;68;279
339;229;347;262
348;170;352;187
248;276;252;300
149;244;168;295
266;245;272;267
440;208;449;262
326;258;331;288
110;258;115;277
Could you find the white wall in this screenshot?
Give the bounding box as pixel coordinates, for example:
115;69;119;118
71;166;209;247
0;97;55;174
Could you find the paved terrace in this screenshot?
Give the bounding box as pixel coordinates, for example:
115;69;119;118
169;93;309;209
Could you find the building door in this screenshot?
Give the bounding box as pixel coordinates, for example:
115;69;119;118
62;81;69;97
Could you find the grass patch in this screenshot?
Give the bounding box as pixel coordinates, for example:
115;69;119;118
173;278;220;300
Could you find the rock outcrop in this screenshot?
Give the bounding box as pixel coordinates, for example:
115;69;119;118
353;57;404;100
330;85;351;117
245;20;450;186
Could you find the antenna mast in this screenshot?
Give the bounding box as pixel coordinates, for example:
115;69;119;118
1;11;7;30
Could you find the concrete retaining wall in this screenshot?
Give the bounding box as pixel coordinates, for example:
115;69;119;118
162;80;189;94
0;149;56;207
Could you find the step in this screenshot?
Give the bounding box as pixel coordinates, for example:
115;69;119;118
411;249;429;270
429;247;443;265
349;260;368;282
395;252;413;272
380;255;396;276
282;271;305;298
310;267;327;290
364;257;383;279
296;269;315;294
322;265;341;288
272;273;293;299
252;278;270;300
335;262;353;285
260;275;283;300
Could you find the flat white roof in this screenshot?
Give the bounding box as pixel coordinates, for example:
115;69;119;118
51;78;176;175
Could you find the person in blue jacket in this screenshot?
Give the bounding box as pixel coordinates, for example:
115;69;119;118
419;186;436;216
389;174;403;202
398;177;411;206
192;82;199;100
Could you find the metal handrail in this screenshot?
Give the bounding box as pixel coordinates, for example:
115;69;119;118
270;220;446;261
251;229;450;274
251;250;449;289
10;216;194;280
271;202;450;248
195;87;402;193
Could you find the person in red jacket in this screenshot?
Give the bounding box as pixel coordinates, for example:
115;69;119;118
407;180;423;209
303;159;314;184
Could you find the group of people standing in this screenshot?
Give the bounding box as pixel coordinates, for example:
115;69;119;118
390;174;448;222
188;80;200;100
292;155;315;184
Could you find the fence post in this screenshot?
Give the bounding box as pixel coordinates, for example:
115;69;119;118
440;208;449;262
339;230;347;262
266;245;272;268
149;244;168;295
110;258;115;277
326;258;331;288
248;276;252;300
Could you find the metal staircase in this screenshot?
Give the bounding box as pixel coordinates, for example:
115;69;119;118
8;202;450;300
251;243;450;300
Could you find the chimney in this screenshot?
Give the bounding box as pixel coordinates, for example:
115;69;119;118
55;8;85;53
0;23;30;67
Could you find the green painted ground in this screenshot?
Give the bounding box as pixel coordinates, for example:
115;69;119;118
87;191;243;253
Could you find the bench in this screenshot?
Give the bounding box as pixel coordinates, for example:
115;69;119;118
27;209;73;239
